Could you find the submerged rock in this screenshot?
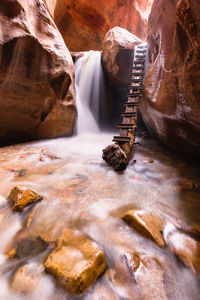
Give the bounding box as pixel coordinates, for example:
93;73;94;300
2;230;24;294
122;209;165;247
44;229;106;294
6;230;48;260
8;186;43;211
134;256;168;300
0;0;76;143
164;223;200;275
11;263;42;295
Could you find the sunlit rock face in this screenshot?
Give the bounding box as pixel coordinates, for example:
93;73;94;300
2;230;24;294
102;27;141;87
141;0;200;157
0;0;77;143
45;0;153;51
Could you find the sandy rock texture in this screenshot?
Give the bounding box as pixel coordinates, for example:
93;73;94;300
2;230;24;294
8;186;42;211
44;228;106;294
141;0;200;157
45;0;153;51
0;0;77;143
122;209;165;247
102;27;141;87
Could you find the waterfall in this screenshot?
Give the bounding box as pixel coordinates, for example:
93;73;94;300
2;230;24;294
74;51;105;135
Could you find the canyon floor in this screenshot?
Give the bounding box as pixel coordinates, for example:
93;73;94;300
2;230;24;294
0;133;199;300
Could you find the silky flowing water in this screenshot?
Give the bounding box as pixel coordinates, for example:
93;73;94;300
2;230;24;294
0;51;199;299
0;133;199;299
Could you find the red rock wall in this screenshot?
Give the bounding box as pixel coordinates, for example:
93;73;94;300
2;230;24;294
0;0;77;142
46;0;154;51
141;0;200;157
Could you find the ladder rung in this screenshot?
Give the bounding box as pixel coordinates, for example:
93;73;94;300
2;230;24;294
133;66;144;70
129;86;142;91
135;54;145;58
132;71;144;75
117;124;137;129
124;102;138;107
133;60;145;65
137;45;147;49
136;50;146;54
121;113;137;117
113;136;130;143
128;93;142;97
131;79;143;83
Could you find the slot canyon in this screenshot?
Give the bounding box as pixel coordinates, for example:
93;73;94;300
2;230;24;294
0;0;200;299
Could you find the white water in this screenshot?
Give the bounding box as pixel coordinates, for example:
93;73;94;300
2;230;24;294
74;51;106;135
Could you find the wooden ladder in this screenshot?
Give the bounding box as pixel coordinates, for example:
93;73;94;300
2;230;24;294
113;43;147;145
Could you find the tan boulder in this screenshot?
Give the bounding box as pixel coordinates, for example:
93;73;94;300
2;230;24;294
8;186;42;211
0;0;76;143
102;27;141;87
164;223;200;275
141;0;200;157
44;228;106;294
122;209;165;247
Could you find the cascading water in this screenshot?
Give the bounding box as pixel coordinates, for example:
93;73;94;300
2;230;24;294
74;51;106;135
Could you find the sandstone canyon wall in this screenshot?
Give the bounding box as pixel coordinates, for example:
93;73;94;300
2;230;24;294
141;0;200;157
0;0;77;143
45;0;153;51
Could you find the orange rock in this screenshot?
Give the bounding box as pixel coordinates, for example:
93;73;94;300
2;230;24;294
44;229;106;294
102;27;141;87
141;0;200;157
0;0;77;143
45;0;153;51
164;223;200;275
8;186;42;211
122;209;165;247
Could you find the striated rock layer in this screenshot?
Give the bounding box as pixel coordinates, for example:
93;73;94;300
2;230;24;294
0;0;77;143
141;0;200;157
45;0;153;51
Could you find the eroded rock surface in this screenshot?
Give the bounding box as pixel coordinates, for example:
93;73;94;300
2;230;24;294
45;0;153;51
0;0;77;143
122;209;165;247
102;27;141;87
8;186;43;211
44;228;106;294
164;223;200;275
141;0;200;157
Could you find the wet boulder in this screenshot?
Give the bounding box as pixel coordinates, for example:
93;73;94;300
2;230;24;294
164;223;200;275
8;186;43;211
44;228;106;294
0;0;77;143
102;27;141;87
122;209;165;247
